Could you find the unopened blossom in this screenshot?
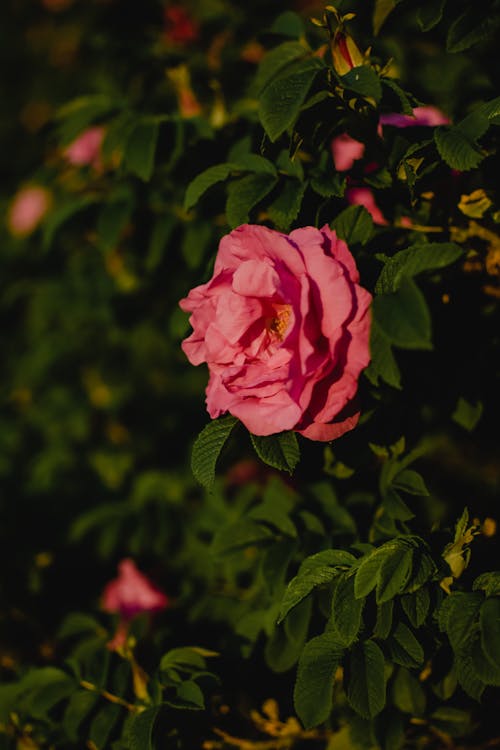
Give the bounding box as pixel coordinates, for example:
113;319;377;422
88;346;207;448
7;186;51;237
64;126;105;170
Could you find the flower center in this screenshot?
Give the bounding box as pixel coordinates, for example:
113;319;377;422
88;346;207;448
267;305;291;341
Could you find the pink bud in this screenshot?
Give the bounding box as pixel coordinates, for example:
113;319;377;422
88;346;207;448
346;187;388;226
331;133;366;172
379;106;449;129
64;126;105;170
7;186;51;237
102;558;169;621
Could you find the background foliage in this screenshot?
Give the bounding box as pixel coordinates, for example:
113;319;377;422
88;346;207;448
1;0;499;748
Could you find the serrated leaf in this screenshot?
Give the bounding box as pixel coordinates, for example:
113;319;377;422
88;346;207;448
126;707;160;750
373;277;432;350
294;633;345;729
226;173;278;228
279;566;340;623
447;8;500;53
440;592;483;652
377;542;414;603
248;501;297;538
212;519;273;556
382;488;414;521
347;641;386;719
387;622;424;668
375;242;463;294
124;119;160;181
434;126;484;171
184;163;234;211
452;397;483;431
365;318;402;389
354;548;387;599
480;597;500;669
392;667;426;715
254;41;308;94
381;78;414;115
259;58;324;141
266;597;312;673
392;469;429;496
473;571;500;597
332;205;374;246
299;549;358;575
251;431;300;474
331;572;365;645
267;178;306;232
310;172;346;198
374;599;394;640
233;154;277;175
341;66;382;103
401;587;430;628
417;0;446;31
191;415;238;490
455;652;485;701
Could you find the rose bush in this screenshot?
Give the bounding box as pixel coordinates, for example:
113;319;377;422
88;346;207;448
180;224;371;441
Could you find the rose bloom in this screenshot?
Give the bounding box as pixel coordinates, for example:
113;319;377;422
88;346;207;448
180;224;372;441
64;126;105;170
102;558;169;621
379;105;450;129
346;187;388;226
7;185;51;237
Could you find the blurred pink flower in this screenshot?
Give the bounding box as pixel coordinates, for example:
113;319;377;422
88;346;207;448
331;133;365;172
7;186;51;237
379;106;450;129
102;558;169;622
64;126;105;170
346;187;388;226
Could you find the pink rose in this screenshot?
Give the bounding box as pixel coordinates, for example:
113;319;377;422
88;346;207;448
346;187;388;226
7;185;51;237
102;558;169;621
180;224;372;442
379;105;450;130
64;126;105;170
331;133;366;172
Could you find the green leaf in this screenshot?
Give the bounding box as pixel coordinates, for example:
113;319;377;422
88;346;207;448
374;599;394;640
447;8;500;53
347;641;386;719
63;690;98;742
392;469;429;496
265;597;312;673
373;0;398;35
248;500;297;538
191;415;238;490
267;178;306;232
294;632;345;729
417;0;446;31
430;707;472;737
146;214;175;271
455;652;485;701
434;126;484;171
310;172;346;198
392;667;426;715
375;242;463;294
251;431;300;474
299;549;358;575
226;173;278;228
381;78;414;115
341;66;382;103
387;622;424;668
212;519;273;556
365;319;402;390
181;221;213;270
279;567;340;623
124;119;160;181
267;11;305;39
56;94;122;144
377;541;414;603
97;198;133;252
126;707;160;750
354;548;387;599
259;58;325;141
233;154;277;175
58;612;103;640
89;703;122;749
401;587;430;628
331;572;365;646
473;571;500;597
480;597;500;669
254;41;308;94
175;680;205;709
382;488;414;521
160;647;208;673
332;205;374;246
184;164;234;211
43;196;99;250
452;397;483;431
439;592;483;652
16;667;76;718
373;277;432;350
